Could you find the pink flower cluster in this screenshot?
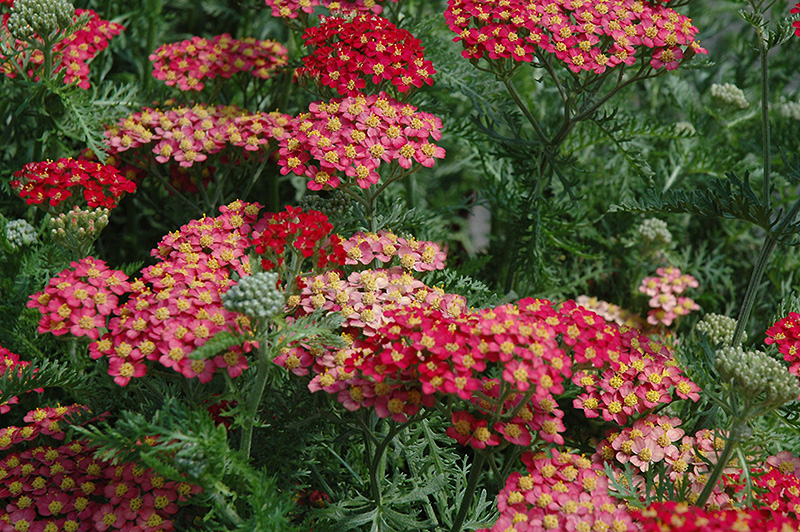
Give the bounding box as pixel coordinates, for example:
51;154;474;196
105;104;292;168
279;93;445;190
298;12;435;96
596;422;735;508
479;449;634;532
150;34;288;92
264;0;398;19
86;201;262;385
341;230;446;271
1;9;124;88
572;337;700;426
634;501;800;532
766;313;800;376
0;407;199;532
638;266;699;326
28;257;130;341
444;0;707;73
11;158;137;211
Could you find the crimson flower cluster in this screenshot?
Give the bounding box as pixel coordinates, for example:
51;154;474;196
793;3;800;37
753;452;800;518
0;344;40;415
765;313;800;376
1;9;124;88
251;205;346;271
298;13;435;96
279;93;445;190
105;104;292;169
28;257;130;341
634;501;800;532
445;0;707;73
11;158;137;211
150;33;288;92
479;449;634;532
264;0;398;19
341;230;446;271
0;405;199;532
638;266;699;326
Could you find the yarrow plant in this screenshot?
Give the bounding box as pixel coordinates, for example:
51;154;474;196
264;0;398;20
638;266;699;327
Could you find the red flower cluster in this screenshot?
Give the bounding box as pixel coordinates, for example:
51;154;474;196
1;9;124;88
0;344;41;414
793;3;800;36
11;158;137;211
279;93;445;190
264;0;398;19
28;257;130;341
87;201;262;385
150;33;288;92
766;313;800;376
298;13;435;96
251;206;346;271
105;104;292;169
0;406;199;532
444;0;707;73
341;230;447;271
479;449;634;532
634;501;800;532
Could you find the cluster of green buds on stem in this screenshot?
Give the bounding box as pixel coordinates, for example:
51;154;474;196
636;218;672;247
222;271;285;323
49;206;109;257
696;313;746;347
5;219;37;249
297;191;353;221
6;0;75;41
715;346;799;409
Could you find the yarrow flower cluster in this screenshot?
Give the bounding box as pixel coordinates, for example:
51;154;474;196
221;271;284;320
634;501;800;531
715;346;800;405
0;405;200;532
638;266;699;326
478;449;634;532
753;452;800;519
150;33;288;92
298;12;435;96
11;158;137;212
695;312;744;346
637;218;672;246
279;92;445;190
28;256;130;340
341;230;446;271
576;295;644;329
1;8;124;88
597;423;736;508
251;205;346;273
264;0;398;19
86;201;263;385
792;3;800;37
766;312;800;376
105;104;292;169
4;219;37;249
445;0;707;73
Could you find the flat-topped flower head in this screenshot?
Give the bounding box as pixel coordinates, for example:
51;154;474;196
299;12;435;96
264;0;398;19
150;33;288;92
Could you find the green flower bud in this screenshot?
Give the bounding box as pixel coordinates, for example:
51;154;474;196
696;313;745;347
715;346;799;405
7;0;75;40
49;206;109;252
710;83;749;111
5;219;37;249
636;218;672;246
222;271;285;320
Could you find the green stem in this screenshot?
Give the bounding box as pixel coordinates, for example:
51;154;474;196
731;236;777;347
694;424;744;507
368;421;402;506
758;22;771;209
450;451;487;532
239;341;272;459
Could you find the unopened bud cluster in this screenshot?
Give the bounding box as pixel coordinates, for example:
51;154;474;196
7;0;75;40
696;313;746;346
5;219;37;249
715;346;799;404
710;83;749;110
297;192;353;220
222;272;284;320
49;206;109;249
637;218;672;246
778;97;800;121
